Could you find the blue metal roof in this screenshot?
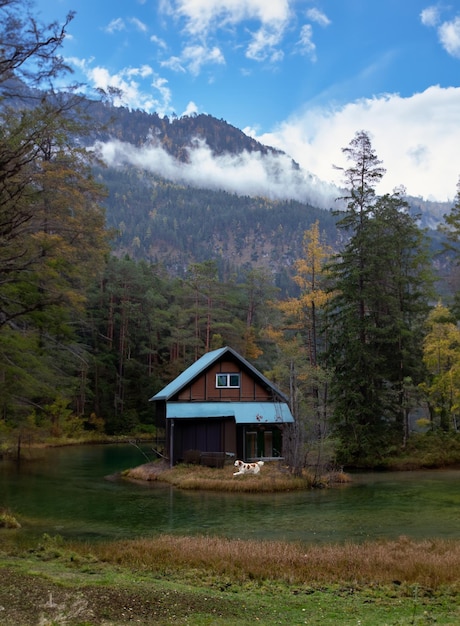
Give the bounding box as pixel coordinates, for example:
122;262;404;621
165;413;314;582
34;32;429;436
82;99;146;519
149;346;289;403
165;401;294;424
150;347;227;401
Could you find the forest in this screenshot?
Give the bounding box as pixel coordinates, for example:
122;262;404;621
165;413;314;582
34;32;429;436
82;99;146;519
1;0;460;468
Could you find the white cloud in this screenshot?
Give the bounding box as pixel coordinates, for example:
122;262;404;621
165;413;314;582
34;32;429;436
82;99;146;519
94;136;336;209
104;16;149;35
246;27;285;62
129;17;148;33
151;76;172;112
162;0;290;65
163;45;225;75
438;16;460;58
161;55;186;73
306;8;331;27
67;58;172;114
125;65;154;78
184;45;225;75
296;8;330;61
150;34;167;49
182;101;199;116
164;0;291;35
420;6;440;27
254;86;460;202
297;24;316;60
105;18;126;33
421;7;460;58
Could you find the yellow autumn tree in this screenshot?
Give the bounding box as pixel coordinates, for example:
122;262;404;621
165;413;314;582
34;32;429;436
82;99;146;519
267;221;335;476
422;303;460;431
282;220;333;366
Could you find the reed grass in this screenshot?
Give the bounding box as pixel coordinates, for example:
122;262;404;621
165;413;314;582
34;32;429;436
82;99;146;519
88;534;460;590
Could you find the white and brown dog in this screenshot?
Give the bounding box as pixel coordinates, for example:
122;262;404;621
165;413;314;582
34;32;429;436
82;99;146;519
233;459;264;476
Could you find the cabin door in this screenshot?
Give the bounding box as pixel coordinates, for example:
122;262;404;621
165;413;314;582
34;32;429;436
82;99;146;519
245;427;282;459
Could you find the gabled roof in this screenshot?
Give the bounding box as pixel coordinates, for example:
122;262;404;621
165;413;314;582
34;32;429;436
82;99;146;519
149;346;289;403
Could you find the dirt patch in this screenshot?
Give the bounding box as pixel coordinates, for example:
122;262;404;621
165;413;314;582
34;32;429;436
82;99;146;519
0;567;236;625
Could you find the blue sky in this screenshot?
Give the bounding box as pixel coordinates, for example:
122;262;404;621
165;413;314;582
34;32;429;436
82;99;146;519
34;0;460;203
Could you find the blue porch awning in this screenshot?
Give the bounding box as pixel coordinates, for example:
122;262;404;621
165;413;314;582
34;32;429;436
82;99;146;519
165;401;294;424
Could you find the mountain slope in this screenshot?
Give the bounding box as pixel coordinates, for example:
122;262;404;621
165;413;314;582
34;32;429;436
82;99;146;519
99;165;338;291
87;102;452;292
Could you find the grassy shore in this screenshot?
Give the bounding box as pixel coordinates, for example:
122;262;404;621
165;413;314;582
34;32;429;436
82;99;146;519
0;532;459;625
123;459;351;491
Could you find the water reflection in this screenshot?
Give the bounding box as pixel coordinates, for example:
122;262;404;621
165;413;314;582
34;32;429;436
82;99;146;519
1;445;459;544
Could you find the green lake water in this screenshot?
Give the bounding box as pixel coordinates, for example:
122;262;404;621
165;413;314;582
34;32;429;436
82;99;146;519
1;444;459;544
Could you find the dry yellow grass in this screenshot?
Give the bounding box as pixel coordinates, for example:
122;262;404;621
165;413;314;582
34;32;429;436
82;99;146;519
90;534;460;589
123;460;348;492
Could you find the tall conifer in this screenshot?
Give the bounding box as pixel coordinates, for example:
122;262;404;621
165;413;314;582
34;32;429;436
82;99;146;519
326;132;433;464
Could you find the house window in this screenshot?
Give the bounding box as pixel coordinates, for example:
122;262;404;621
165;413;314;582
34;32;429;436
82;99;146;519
216;373;240;388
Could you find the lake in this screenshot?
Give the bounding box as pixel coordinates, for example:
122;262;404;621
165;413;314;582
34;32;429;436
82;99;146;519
1;443;459;544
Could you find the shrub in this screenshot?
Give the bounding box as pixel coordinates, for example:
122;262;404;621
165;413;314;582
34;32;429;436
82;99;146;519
0;508;21;528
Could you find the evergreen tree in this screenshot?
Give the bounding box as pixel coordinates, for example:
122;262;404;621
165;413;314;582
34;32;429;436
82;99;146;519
326;132;433;465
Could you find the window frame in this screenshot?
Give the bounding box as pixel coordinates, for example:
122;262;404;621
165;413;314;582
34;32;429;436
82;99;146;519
215;373;240;388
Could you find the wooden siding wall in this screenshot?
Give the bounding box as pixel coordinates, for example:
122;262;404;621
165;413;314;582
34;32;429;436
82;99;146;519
175;358;272;402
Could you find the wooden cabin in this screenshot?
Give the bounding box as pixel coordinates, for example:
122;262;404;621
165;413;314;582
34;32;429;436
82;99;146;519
150;346;295;466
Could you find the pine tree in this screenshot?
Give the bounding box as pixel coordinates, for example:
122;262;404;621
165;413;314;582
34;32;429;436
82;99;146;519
326;133;433;464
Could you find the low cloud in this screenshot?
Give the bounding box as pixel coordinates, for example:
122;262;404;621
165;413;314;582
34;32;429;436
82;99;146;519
92;85;460;206
93;137;338;209
254;86;460;202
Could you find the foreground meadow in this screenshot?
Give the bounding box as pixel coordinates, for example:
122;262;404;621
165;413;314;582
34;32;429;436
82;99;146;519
0;532;459;625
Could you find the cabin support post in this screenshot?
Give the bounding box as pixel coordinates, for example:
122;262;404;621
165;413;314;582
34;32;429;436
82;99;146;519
170;419;175;468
